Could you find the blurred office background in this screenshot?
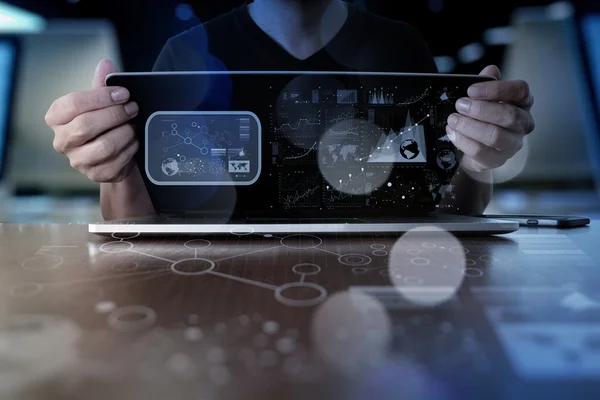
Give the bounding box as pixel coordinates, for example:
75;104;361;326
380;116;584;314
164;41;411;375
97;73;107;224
0;0;599;222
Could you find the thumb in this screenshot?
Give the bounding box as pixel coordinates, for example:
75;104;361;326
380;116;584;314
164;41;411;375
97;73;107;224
92;58;118;89
480;65;501;80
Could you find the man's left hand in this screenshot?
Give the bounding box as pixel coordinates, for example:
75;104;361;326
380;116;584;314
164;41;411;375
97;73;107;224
445;65;535;173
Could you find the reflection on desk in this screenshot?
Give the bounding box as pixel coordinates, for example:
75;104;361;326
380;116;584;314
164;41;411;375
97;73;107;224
0;223;599;399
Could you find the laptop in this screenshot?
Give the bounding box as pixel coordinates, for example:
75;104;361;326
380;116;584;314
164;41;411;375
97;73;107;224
88;71;518;235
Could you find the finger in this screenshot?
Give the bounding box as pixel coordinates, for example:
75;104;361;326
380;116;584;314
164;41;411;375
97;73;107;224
46;87;132;127
479;65;501;80
447;113;521;152
87;139;139;183
467;79;534;109
454;98;535;133
92;58;118;89
54;102;138;151
446;125;506;169
66;124;136;170
460;157;489;173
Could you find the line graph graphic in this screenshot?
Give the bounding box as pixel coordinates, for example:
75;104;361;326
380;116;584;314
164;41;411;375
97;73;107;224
279;172;321;208
325;126;360;136
274;118;320;132
396;87;430;106
285;142;317;160
272;138;319;165
328;109;359;124
282;186;320;209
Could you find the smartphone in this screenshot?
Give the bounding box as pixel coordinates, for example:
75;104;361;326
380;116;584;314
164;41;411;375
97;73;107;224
481;215;590;228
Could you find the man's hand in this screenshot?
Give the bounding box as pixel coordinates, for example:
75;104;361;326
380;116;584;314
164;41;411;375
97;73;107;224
45;59;139;182
445;65;535;173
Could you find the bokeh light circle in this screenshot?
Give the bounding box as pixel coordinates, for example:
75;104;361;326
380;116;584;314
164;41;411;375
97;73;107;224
310;290;392;376
389;226;466;307
318;118;392;195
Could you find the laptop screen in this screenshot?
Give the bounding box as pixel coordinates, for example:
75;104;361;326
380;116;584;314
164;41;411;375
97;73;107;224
0;38;17;181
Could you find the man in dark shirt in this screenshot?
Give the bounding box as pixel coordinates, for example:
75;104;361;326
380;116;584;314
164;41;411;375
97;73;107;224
45;0;535;220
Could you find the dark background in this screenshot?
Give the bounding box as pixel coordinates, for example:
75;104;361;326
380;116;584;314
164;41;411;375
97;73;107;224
3;0;560;72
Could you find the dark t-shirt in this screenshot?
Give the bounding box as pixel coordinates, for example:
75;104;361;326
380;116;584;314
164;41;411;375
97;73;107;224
152;2;438;73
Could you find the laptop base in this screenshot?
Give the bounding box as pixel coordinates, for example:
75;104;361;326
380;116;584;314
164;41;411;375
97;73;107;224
88;214;518;236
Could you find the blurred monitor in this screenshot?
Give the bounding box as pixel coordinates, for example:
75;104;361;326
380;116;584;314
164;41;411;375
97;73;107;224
0;36;18;183
497;5;599;189
6;19;122;194
575;3;600;193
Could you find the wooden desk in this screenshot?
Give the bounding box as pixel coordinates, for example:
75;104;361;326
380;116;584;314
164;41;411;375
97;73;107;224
1;223;599;399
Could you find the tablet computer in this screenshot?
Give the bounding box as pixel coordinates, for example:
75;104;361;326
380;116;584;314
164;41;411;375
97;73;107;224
102;71;498;223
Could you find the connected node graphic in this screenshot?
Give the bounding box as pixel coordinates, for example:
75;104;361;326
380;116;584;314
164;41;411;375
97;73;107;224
11;230;491;315
146;111;261;186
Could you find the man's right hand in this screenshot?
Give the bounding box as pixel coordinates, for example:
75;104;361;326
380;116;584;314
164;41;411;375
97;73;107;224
45;59;140;182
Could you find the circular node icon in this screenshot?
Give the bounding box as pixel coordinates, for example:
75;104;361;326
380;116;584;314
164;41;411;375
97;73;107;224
201;125;209;134
407;249;421;255
21;255;63;271
352;267;368;275
200;147;209;155
275;283;327;307
191;122;197;128
230;227;254;236
370;244;386;250
107;305;157;333
479;255;497;263
171;130;178;136
100;241;133;254
163;147;169;153
338;254;372;267
450;246;469;254
422;242;436;248
111;232;140;240
379;269;391;277
466;259;476;266
171;123;177;129
184;239;211;249
185;128;190;134
184;137;192;145
292;263;321;276
171;258;215;276
372;250;388;257
280;234;322;249
410;257;430;266
10;282;42;297
111;261;138;272
179;155;186;162
464;268;483;277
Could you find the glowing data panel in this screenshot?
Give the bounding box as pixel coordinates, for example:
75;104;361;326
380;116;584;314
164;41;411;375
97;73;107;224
145;111;261;185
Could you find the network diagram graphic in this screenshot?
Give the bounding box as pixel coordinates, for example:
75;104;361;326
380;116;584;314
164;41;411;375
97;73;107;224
145;111;260;186
10;231;493;312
